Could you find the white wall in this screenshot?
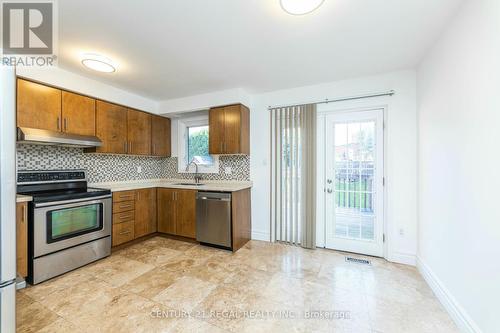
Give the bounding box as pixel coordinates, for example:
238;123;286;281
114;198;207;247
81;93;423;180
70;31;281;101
16;67;158;113
158;88;252;114
417;0;499;332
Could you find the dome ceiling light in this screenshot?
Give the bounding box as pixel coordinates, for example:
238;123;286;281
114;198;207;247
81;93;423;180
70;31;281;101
280;0;325;15
81;54;116;73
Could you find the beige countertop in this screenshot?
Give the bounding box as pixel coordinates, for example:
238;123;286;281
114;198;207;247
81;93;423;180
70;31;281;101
16;194;33;203
89;179;252;193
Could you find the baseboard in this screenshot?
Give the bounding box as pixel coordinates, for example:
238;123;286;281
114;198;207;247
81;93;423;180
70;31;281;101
387;252;416;266
251;230;270;241
416;256;482;333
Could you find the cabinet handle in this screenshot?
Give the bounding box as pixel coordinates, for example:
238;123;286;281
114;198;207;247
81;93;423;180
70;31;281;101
124;141;128;153
224;142;227;152
120;204;132;209
129;141;132;154
64;118;67;131
137;192;140;200
21;205;25;223
119;214;133;220
220;142;223;153
57;117;60;131
153;144;155;155
119;195;133;199
119;230;132;235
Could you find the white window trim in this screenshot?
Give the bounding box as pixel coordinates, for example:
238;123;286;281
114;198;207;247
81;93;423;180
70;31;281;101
177;115;219;174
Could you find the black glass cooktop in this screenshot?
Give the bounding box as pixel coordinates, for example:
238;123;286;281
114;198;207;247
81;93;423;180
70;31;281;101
19;187;111;203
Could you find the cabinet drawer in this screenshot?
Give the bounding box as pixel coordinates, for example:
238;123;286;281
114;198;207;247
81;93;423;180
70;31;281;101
113;200;135;213
112;221;135;246
113;190;136;203
113;211;135;224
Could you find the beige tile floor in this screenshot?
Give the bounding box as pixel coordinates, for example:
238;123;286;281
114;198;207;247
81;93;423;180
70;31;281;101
17;236;458;333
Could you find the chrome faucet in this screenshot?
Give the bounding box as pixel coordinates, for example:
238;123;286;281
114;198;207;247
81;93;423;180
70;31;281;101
186;160;202;184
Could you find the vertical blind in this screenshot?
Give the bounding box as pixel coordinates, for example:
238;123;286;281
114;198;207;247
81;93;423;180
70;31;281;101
270;104;317;249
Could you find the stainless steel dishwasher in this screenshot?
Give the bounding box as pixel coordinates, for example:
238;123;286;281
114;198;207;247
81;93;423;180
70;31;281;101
196;192;232;249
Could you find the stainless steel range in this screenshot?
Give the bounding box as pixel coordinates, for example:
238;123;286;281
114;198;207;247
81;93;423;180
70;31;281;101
17;170;112;284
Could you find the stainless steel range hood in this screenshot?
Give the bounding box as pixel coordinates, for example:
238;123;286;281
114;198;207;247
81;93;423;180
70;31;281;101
17;127;103;148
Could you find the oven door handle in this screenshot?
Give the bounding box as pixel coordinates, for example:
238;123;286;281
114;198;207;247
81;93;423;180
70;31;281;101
34;194;112;208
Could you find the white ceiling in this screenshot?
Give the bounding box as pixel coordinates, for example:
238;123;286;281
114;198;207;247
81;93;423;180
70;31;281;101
57;0;462;101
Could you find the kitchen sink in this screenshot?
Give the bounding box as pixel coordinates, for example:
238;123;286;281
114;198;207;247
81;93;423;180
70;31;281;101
173;183;205;186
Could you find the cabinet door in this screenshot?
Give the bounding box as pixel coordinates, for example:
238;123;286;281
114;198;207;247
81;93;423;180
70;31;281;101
175;189;196;238
112;221;135;246
223;105;242;154
17;79;62;131
95;101;128;154
16;203;28;278
135;188;157;238
157;188;176;234
209;107;225;154
127;109;151;155
62;91;96;136
151;115;171;157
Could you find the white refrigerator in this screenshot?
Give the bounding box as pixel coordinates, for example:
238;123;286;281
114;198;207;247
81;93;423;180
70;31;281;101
0;65;17;333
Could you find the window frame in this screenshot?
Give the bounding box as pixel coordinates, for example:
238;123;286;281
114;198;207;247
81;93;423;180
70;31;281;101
177;115;219;174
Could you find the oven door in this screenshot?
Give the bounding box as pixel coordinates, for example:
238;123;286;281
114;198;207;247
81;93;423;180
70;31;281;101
33;195;112;258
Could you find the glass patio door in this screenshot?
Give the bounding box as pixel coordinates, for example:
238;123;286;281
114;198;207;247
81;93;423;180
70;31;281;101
324;109;384;257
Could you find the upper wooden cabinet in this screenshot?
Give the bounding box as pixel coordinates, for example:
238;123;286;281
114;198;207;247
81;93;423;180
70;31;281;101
17;79;62;131
127;109;151;155
151;115;171;157
62;91;96;136
16;78;172;157
209;104;250;155
93;101;128;154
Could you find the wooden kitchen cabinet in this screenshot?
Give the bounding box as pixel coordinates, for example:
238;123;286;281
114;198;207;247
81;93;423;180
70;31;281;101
112;220;135;246
175;190;196;238
231;188;251;251
135;188;157;238
17;78;62;131
151;115;171;157
157;188;196;238
16;202;28;278
208;106;226;154
209;104;250;155
61;91;96;136
92;101;128;154
127;109;151;155
157;188;177;235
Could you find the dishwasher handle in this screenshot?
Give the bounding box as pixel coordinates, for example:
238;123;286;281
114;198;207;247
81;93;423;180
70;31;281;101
197;192;231;202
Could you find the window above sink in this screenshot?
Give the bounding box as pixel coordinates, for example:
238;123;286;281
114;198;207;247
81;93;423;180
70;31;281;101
176;114;219;174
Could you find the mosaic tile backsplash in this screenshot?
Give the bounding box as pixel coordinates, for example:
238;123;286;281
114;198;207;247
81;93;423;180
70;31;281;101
17;144;250;183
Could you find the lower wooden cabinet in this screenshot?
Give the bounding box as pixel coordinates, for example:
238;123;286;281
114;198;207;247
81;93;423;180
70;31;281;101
112;220;135;246
135;188;157;238
231;188;251;252
112;188;156;246
157;188;196;239
16;202;28;278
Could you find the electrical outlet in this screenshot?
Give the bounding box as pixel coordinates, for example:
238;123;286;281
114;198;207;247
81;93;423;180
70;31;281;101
137;166;142;174
399;228;405;236
224;167;232;175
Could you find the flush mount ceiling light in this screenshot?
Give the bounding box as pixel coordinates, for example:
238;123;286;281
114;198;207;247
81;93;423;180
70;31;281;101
280;0;325;15
81;54;116;73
